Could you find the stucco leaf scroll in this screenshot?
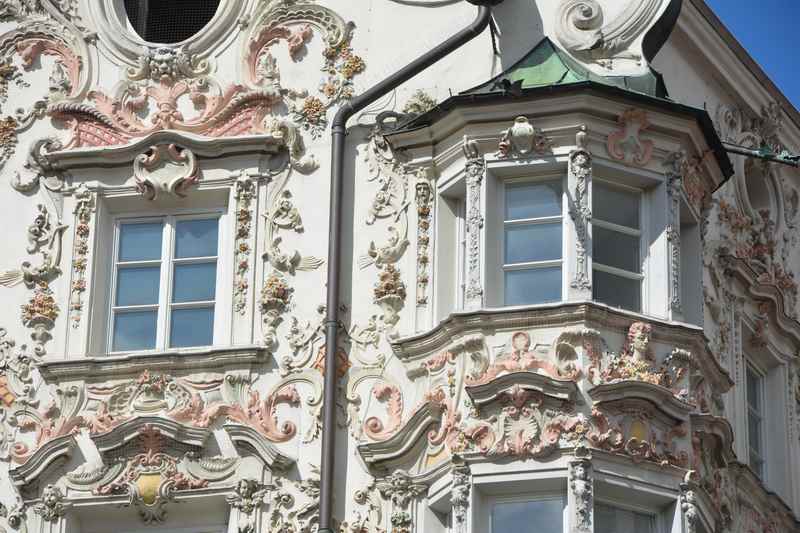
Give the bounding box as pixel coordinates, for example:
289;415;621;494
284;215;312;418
555;0;667;71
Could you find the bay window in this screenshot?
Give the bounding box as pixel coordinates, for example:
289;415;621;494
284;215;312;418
109;214;221;353
501;179;564;306
592;181;643;313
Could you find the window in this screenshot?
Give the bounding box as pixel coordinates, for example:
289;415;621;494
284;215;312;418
123;0;221;44
110;215;220;353
595;502;655;533
490;496;565;533
745;362;766;478
592;181;643;312
502;180;564;306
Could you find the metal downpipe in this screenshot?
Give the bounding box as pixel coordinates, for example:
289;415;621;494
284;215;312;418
318;3;495;531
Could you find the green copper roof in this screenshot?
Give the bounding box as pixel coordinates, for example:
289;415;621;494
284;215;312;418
463;38;668;99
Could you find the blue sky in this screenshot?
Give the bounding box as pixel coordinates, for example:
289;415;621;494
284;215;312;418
706;0;799;110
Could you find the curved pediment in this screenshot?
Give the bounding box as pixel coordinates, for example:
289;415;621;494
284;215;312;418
90;416;212;454
589;381;694;423
466;371;581;407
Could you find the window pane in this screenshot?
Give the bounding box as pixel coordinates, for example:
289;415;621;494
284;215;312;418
594;182;640;229
116;266;160;306
173;262;217;303
505;267;562;305
505;181;562;220
593;226;640;273
593;270;641;312
746;367;761;410
118;222;163;261
505;222;562;264
748;414;762;454
175;218;219;258
492;499;562;533
170;307;214;348
595;503;653;533
112;310;157;351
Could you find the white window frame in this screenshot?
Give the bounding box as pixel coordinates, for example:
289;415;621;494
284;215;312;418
486;491;568;533
496;175;568;307
591;178;646;313
107;210;225;354
745;359;767;479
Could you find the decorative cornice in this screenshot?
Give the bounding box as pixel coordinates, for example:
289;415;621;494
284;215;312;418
38;345;268;381
9;433;76;486
357;403;443;472
45;131;285;169
90;416;212;454
465;371;581;407
720;254;800;346
221;424;294;472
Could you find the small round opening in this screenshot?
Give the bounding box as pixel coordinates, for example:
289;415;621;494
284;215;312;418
124;0;221;44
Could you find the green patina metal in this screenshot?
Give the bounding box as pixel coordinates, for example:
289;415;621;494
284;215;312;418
463;37;668;99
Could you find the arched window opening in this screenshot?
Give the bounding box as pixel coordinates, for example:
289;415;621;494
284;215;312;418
124;0;221;44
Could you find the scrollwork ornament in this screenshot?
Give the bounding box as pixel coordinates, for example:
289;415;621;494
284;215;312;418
497;116;552;158
133;144;200;200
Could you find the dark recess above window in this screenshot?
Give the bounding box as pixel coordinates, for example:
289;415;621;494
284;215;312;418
124;0;221;44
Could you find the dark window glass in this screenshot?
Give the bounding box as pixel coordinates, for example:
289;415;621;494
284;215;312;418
124;0;221;44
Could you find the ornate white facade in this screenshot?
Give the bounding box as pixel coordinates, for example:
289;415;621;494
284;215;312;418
0;0;799;532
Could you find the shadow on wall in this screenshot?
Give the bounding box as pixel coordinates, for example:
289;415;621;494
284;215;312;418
491;0;544;70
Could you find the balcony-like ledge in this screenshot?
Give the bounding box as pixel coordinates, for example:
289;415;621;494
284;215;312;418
392;301;707;361
589;381;693;423
38;345;268;381
465;371;582;407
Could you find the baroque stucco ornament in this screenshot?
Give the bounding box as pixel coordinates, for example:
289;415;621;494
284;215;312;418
498;116;553;158
554;0;671;73
607;108;654;166
133;144;201;200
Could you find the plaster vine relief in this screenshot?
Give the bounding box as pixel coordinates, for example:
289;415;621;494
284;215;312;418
569;125;592;294
555;0;664;71
497;116;553;158
260;272;294;352
268;465;320;532
233;174;257;315
606;108;654;166
263;189;323;275
361;129;414;334
0;203;67;354
68;185;94;327
463;138;485;309
415;171;434;306
339;481;383;532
